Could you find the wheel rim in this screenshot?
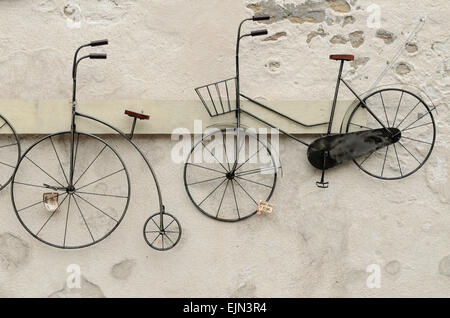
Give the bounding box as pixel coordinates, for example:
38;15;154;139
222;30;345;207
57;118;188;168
0;114;20;191
11;132;130;249
184;128;277;222
144;213;182;251
346;88;436;180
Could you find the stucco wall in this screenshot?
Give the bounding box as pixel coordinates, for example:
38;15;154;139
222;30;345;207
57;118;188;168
0;0;449;298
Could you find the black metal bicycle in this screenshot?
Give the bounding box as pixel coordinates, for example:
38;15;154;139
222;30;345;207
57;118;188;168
184;16;437;222
11;40;181;251
0;115;20;191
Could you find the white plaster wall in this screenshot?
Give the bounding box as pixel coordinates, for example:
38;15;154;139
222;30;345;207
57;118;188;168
0;0;448;298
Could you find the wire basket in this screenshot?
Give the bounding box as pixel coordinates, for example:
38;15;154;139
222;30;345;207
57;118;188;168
195;77;237;117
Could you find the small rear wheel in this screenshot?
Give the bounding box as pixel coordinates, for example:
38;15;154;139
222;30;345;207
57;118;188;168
346;88;436;180
144;212;181;251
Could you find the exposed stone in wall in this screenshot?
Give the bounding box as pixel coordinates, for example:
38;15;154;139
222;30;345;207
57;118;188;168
349;31;364;48
330;34;348;45
306;27;328;44
265;59;281;73
385;260;401;275
0;233;30;271
395;62;412;75
342;15;355;27
111;259;136;280
263;32;287;41
350;56;370;70
48;276;105;298
439;256;450;277
376;29;396;44
326;0;351;13
405;42;419;54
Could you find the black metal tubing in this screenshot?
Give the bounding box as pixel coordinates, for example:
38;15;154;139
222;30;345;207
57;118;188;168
240;93;329;128
328;61;345;134
240;109;310;147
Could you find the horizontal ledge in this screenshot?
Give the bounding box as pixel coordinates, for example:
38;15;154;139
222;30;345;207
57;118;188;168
0;99;359;135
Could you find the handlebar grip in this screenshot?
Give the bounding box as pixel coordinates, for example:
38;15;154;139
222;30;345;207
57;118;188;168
89;53;107;59
251;29;268;37
90;39;109;47
253;15;270;21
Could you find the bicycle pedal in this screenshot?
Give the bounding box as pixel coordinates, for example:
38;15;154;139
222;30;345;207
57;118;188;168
316;181;329;189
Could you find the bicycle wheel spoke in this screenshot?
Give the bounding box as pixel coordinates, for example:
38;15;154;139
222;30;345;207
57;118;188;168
401;110;433;132
25;156;64;187
236;166;275;177
396;101;421;129
230;180;240;219
198;178;227;206
151;233;161;245
234;179;258;205
358;151;375;166
0;122;6;130
187;175;227;186
0;143;17;149
222;136;231;171
14;181;52;189
50;137;69;185
72;133;80;181
235;176;272;188
201;141;229;172
76;191;128;199
379;92;390;126
381;146;389;177
36;194;69;237
402;122;433;132
151;217;160;230
392;91;403;127
164;233;175;245
17;192;64;213
73;145;107;186
401;136;432;145
235;144;263;172
63;195;71;247
164;219;175;231
393;144;403;177
74;194;119;223
73;196;95;243
397;141;421;164
0;160;15;169
216;180;229;218
185;163;226;175
76;169;125;191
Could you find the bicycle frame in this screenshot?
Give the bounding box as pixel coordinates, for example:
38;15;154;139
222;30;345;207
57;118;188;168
70;43;165;215
234;19;392;149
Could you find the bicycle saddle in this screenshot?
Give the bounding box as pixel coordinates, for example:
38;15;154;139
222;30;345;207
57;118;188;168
125;110;150;120
330;54;354;61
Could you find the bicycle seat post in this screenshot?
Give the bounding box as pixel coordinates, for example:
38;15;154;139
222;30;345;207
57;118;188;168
129;117;138;140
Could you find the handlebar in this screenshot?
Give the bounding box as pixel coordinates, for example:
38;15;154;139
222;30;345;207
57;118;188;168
253;15;270;21
251;29;268;37
90;39;109;47
89;53;107;59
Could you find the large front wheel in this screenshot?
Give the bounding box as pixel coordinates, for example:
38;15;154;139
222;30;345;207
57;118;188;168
184;128;278;222
11;132;131;249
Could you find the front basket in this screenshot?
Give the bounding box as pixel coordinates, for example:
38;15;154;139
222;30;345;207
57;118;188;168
195;77;237;117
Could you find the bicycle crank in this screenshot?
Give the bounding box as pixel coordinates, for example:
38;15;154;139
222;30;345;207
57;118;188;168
307;128;401;170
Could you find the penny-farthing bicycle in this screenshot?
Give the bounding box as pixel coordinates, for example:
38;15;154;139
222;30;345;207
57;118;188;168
11;40;181;250
184;16;437;222
0;114;20;191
